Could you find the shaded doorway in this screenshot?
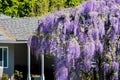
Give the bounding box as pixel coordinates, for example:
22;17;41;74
14;43;28;79
31;53;55;80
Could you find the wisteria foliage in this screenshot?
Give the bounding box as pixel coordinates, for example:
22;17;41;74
30;0;120;80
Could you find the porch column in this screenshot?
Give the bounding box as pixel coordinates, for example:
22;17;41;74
27;44;31;80
41;50;45;80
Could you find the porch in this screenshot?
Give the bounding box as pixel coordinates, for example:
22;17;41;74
14;43;55;80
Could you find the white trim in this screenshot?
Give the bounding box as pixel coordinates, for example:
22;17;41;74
41;52;45;80
27;44;31;80
0;47;8;68
0;40;27;43
4;47;8;68
0;61;3;68
2;48;4;68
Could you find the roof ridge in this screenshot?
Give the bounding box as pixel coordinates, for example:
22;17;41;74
0;16;38;20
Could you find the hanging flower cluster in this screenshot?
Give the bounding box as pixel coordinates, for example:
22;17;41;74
30;0;120;79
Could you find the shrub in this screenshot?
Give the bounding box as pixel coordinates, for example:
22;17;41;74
0;74;9;80
14;70;23;80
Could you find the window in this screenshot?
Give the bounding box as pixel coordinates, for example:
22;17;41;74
0;47;8;68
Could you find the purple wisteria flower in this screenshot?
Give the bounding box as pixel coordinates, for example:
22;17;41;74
84;59;91;72
84;40;95;58
104;63;110;73
110;16;119;33
66;53;74;70
30;0;120;79
81;0;97;13
67;38;80;59
31;35;38;49
112;61;119;72
56;66;68;80
95;40;103;54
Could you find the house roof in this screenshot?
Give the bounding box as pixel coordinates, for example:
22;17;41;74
0;17;38;41
0;26;16;40
0;14;11;19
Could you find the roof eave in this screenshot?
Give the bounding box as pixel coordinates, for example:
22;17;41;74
0;40;27;44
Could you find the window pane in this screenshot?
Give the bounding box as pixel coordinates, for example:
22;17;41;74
0;48;2;66
4;48;7;67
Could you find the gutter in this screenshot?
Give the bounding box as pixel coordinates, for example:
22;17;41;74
0;40;27;44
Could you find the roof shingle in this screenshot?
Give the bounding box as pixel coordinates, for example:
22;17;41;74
0;17;38;40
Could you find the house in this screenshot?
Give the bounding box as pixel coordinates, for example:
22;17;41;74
0;14;11;19
0;17;38;79
0;16;55;80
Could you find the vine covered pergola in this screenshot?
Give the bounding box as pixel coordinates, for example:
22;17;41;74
30;0;120;80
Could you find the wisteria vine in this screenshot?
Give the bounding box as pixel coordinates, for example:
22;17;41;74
30;0;120;80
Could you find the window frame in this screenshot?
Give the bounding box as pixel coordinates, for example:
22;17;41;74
0;46;8;68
